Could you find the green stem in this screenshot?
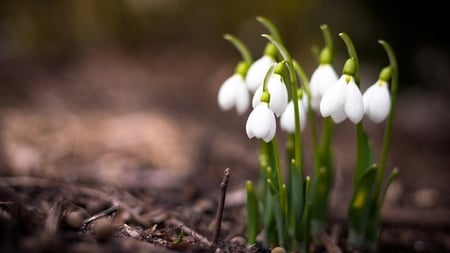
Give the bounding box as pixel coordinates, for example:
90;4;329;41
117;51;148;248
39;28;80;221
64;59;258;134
223;34;253;65
262;34;302;172
375;40;399;200
257;16;282;43
339;32;360;85
271;138;284;197
320;24;333;56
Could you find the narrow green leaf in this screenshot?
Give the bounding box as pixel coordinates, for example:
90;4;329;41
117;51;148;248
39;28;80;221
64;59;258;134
299;177;311;252
246;181;260;245
354;124;374;187
310;166;330;234
378;167;399;210
289;159;304;241
348;165;377;248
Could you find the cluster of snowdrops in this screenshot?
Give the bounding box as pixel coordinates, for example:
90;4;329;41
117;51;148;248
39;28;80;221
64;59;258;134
217;17;399;252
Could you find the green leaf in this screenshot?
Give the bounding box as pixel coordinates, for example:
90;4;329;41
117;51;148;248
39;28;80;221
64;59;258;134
310;166;330;234
298;177;311;252
379;167;399;209
348;164;377;248
246;181;260;245
288;159;304;241
354;124;374;187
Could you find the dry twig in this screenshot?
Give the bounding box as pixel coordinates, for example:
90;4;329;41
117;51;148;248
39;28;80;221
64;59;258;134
212;167;231;246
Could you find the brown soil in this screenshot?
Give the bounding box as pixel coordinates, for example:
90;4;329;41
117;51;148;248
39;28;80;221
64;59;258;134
0;47;449;253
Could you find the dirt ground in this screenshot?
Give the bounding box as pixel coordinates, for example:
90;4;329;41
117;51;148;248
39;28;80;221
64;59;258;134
0;46;449;253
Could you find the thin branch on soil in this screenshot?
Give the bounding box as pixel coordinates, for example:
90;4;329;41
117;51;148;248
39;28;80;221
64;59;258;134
212;167;231;246
166;217;213;248
318;231;343;253
82;204;119;231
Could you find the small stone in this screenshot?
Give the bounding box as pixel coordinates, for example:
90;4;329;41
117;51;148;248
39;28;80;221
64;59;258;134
271;246;286;253
64;211;85;229
93;218;114;243
413;188;438;208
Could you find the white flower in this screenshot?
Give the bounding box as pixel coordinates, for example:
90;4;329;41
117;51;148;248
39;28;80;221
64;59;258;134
245;55;276;92
246;102;276;142
280;95;308;133
217;74;250;115
252;73;288;117
362;80;391;123
309;64;338;111
320;74;364;124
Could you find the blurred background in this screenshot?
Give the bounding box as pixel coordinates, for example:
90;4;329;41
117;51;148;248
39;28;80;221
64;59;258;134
0;0;449;206
0;0;449;87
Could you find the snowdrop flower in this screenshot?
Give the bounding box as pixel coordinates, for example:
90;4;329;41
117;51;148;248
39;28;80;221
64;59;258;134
245;43;277;92
252;72;288;117
280;90;308;133
217;62;250;115
320;59;364;124
246;91;276;142
310;64;338;111
362;67;391;123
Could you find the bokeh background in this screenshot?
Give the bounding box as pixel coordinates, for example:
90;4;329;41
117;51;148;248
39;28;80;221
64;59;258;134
0;0;449;211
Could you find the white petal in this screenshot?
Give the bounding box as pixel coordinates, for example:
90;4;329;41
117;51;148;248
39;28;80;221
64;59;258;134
246;109;256;139
280;101;295;133
309;64;338;111
362;83;377;114
330;105;347;123
263;115;277;143
345;79;364;124
245;56;276;92
301;94;309;110
280;99;307;133
235;82;250;115
320;75;347;117
367;82;391;123
218;74;240;111
252;85;263;108
246;103;275;141
267;74;288;116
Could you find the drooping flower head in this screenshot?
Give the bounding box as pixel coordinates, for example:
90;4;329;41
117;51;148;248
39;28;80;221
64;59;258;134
246;90;276;142
217;61;251;115
363;66;391;123
320;58;364;124
252;62;288;117
245;43;277;92
280;89;308;133
309;48;338;111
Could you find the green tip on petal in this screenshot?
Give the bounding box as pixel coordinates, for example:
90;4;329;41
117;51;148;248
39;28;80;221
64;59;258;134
319;48;333;65
378;66;391;82
260;90;271;103
343;58;357;76
297;88;303;99
264;43;278;59
235;61;250;77
274;61;285;75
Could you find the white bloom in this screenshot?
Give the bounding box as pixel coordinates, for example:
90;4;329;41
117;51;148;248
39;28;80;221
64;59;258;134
217;74;250;115
280;96;308;133
252;73;288;117
246;102;276;142
245;55;276;92
309;64;338;111
320;75;364;124
363;80;391;123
